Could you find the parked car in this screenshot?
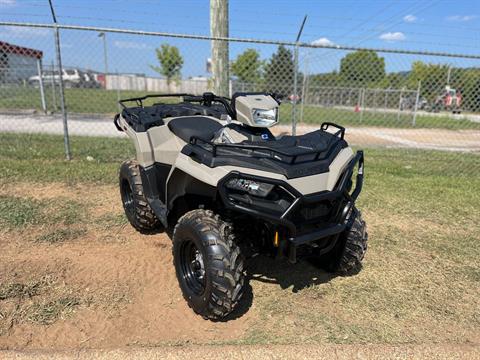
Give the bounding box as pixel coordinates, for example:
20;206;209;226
399;95;428;111
28;68;83;88
78;71;101;88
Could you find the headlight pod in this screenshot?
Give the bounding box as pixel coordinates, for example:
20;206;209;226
252;108;278;127
225;178;274;197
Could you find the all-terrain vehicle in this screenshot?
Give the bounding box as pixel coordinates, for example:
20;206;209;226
432;86;462;114
114;92;367;320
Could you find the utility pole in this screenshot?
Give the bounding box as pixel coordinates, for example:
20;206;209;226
98;32;108;87
210;0;229;97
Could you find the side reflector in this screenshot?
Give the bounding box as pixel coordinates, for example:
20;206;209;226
274;231;279;247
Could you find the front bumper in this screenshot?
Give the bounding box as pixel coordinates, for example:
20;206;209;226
219;150;364;248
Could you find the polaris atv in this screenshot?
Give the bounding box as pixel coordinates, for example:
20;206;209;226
114;92;367;320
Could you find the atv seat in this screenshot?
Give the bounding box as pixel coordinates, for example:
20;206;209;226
168;116;223;143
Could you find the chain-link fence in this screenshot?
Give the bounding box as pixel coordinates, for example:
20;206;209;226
1;22;479;172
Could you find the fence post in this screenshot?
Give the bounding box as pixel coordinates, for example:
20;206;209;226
51;60;57;112
292;43;299;135
291;16;307;136
36;58;47;114
397;88;404;121
360;88;365;123
116;70;121;112
49;0;71;160
412;80;421;127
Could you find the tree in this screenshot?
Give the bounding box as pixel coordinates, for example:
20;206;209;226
150;44;184;85
377;72;408;89
339;50;385;86
407;61;449;100
231;49;263;85
308;71;339;87
264;45;295;95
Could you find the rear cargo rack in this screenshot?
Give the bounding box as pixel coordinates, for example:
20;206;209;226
118;92;236;119
119;93;194;109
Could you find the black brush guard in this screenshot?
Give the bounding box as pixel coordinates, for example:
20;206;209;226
218;150;364;261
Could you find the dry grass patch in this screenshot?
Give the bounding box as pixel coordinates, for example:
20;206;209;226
35;228;88;244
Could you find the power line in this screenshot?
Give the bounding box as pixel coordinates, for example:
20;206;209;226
335;1;397;40
354;0;442;45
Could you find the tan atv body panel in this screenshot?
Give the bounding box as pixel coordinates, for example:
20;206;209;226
118;115;354;198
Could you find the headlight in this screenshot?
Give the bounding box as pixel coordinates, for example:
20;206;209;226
225;178;274;197
252;108;278;127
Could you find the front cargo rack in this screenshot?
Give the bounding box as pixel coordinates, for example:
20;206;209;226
188;122;346;165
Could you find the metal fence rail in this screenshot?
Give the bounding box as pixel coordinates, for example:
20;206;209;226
0;21;479;173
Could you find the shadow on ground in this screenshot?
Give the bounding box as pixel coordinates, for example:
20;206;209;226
247;255;336;293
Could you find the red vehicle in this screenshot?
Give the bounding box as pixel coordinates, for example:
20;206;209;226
433;86;462;114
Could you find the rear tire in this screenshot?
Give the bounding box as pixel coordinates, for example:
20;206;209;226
119;159;161;233
325;208;368;275
173;209;245;320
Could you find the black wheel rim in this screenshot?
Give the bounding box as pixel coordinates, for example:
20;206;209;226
121;179;134;217
179;239;206;295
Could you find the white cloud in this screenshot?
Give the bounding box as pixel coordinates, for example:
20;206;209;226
311;37;335;46
379;32;406;42
0;0;16;7
403;14;417;22
1;26;50;38
446;15;477;22
113;40;151;50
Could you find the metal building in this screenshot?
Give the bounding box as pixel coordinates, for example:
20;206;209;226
0;41;43;83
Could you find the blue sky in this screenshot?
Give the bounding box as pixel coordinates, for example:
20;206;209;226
1;0;479;77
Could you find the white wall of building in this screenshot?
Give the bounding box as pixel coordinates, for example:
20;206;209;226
2;53;38;83
106;74;210;94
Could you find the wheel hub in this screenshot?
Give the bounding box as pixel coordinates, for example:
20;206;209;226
191;250;205;280
180;240;206;295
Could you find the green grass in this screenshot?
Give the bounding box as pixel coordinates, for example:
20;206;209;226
0;193;86;229
0;133;134;184
1;86;479;130
0;87;155;114
0;196;44;228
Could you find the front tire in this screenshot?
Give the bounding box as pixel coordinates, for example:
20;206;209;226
173;209;245;320
325;208;368;275
119;159;161;233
